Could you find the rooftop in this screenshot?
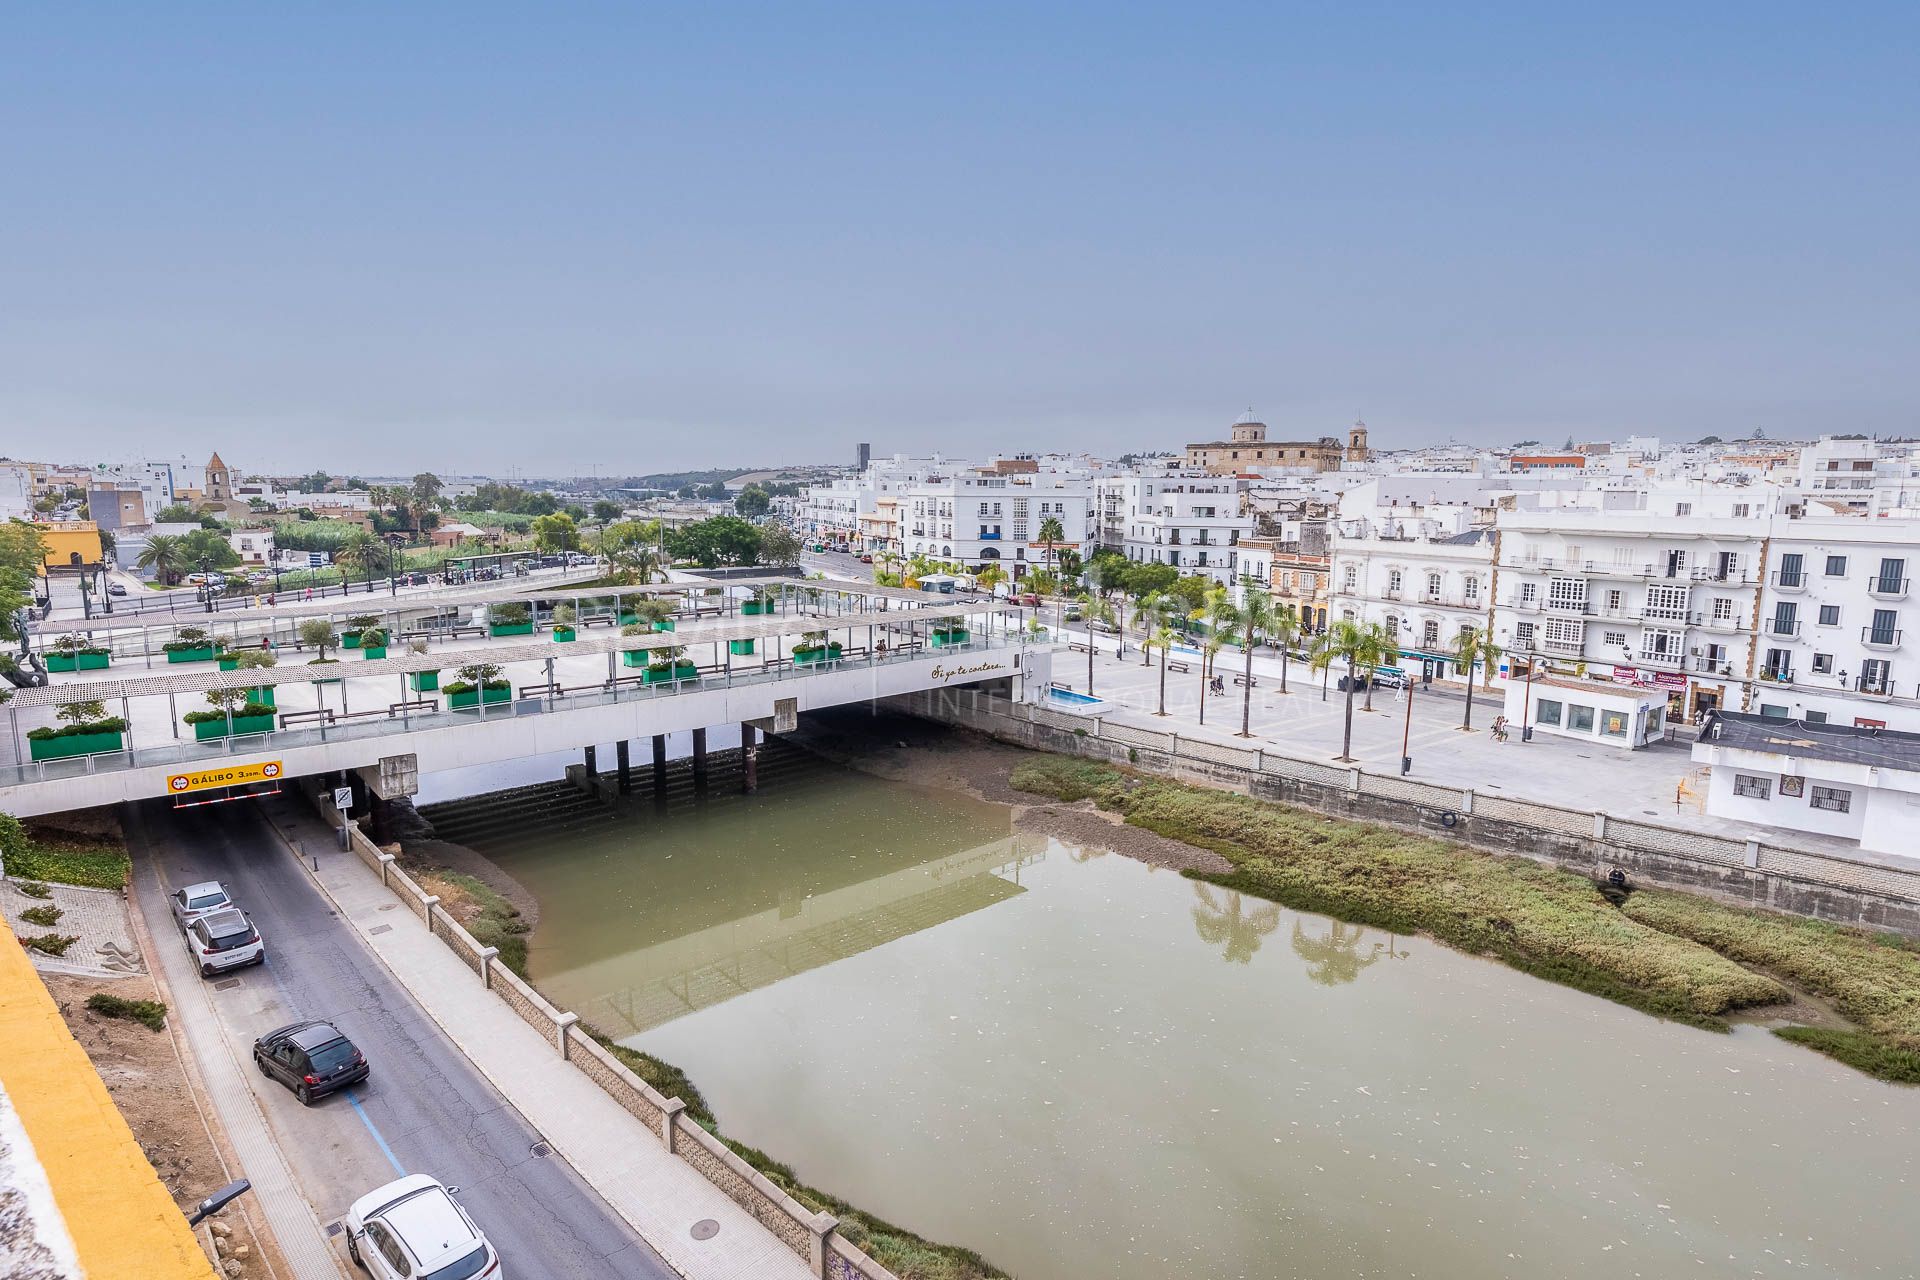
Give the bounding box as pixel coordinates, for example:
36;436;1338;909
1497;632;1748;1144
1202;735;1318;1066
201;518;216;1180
1701;710;1920;774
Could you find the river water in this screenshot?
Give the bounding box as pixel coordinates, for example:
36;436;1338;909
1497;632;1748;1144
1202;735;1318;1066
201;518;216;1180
481;770;1920;1280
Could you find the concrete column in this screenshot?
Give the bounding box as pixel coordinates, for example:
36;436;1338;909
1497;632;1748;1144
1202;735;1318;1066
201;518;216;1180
615;739;631;794
741;722;758;793
652;733;668;797
691;727;708;791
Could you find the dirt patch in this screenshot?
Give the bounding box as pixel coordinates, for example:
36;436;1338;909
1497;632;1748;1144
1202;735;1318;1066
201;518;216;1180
792;708;1233;875
403;837;540;933
42;972;277;1279
23;805;122;846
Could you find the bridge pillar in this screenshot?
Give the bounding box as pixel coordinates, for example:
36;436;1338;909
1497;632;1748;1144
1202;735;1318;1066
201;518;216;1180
652;734;668;797
741;722;758;794
615;740;631;794
691;728;708;792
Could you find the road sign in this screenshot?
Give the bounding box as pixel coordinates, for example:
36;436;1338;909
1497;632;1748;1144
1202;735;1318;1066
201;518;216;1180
333;786;354;811
167;760;282;796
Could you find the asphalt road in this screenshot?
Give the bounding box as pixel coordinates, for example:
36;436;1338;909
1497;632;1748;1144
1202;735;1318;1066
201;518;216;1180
131;798;674;1278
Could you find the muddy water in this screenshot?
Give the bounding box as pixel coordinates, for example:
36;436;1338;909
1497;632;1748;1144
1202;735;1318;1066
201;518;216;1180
486;773;1920;1280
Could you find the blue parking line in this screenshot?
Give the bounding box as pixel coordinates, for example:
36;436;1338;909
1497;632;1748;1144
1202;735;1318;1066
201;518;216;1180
345;1087;406;1177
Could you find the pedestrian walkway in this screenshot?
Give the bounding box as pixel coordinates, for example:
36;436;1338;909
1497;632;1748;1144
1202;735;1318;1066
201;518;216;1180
261;800;815;1280
125;807;344;1280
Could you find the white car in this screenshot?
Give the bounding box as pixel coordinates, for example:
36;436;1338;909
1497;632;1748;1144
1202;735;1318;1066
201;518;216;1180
170;881;234;932
348;1175;500;1279
184;909;264;977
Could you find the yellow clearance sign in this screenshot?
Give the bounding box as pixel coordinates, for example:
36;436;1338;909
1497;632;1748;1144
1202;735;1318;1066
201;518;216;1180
166;760;283;796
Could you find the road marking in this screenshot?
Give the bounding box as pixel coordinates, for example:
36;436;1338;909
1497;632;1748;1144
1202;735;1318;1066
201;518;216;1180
345;1088;405;1178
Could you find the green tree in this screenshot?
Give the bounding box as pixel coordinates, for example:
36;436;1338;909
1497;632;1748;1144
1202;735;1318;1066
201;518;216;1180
135;533;191;585
176;529;240;579
1122;561;1176;599
1196;587;1238;725
1268;600;1301;695
1290;920;1386;985
530;512;582;554
757;523;802;568
1453;624;1503;730
1359;622;1393;712
1233;583;1280;737
1309;618;1374;762
598;519;663;583
733;486;772;518
296;618;338;660
1037;515;1065;578
155;502;201;523
667;516;763;568
410;473;443;506
591;499;624;524
333;530;386;587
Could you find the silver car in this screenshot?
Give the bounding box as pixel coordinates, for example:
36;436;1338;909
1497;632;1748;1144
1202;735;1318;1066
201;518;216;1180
170;881;233;932
185;909;264;977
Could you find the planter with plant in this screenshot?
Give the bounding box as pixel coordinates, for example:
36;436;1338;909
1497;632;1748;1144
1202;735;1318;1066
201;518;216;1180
406;638;439;691
226;649;278;706
619;623;655;667
551;603;578;642
741;588;778;616
728;638;756;656
642;645;697;685
45;634;110;672
359;627;390;659
183;689;277;740
445;663;511;708
341;614;381;649
930;616;970;647
488;602;534;637
791;630;843;665
27;700;129;762
162;627;224;663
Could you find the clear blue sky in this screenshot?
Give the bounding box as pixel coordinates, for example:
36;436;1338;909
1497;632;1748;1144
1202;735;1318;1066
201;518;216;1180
3;4;1915;474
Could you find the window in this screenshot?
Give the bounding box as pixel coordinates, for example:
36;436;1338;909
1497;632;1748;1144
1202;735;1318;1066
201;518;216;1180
1426;572;1442;597
1388;569;1403;593
1607;588;1623;612
1812;652;1833;674
1343;565;1357;590
1776;552;1804;587
1806;711;1829;724
1712;597;1734;623
1645;584;1688;620
1521;582;1538;603
1543;617;1584;650
1870;608;1899;645
1877;558;1906;593
1760;703;1789;719
1422;620;1439;647
1825;555;1847;577
1566;704;1595;733
1810;786;1852;814
1515;622;1536;648
1599;710;1630;739
1536;698;1562;726
1733;774;1772;800
1464;576;1479;601
1675;502;1693;516
1733;503;1750;518
1547;577;1586;611
1818;605;1840;626
1604;630;1627;647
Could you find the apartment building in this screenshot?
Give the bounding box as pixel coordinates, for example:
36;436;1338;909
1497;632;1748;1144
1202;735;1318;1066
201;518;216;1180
1329;510;1495;675
798;455;967;547
1100;472;1252;587
902;468;1096;577
1752;522;1914;727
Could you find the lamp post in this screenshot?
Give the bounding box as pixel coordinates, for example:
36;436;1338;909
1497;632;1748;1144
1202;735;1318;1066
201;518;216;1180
199;557;213;613
1519;648;1536;742
1400;672;1415;774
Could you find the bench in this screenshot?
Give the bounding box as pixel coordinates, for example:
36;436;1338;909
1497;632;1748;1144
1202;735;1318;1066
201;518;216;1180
1068;642;1093;654
577;613;617;629
1234;674;1258;688
279;708;335;729
1167;660;1191;674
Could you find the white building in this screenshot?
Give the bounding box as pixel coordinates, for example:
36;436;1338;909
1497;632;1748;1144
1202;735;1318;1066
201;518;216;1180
1329;510;1496;674
902;466;1097;578
1099;472;1253;588
1694;711;1920;857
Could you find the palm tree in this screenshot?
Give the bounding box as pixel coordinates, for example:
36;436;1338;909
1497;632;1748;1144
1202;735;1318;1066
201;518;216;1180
1190;884;1283;964
1037;515;1064;581
1076;592;1115;693
335;530;385;591
1309;617;1373;761
1234;584;1278;737
136;534;190;586
1360;622;1393;712
1269;600;1300;695
1133;590;1162;665
1150;613;1177;715
1453;624;1503;730
975;563;1007;597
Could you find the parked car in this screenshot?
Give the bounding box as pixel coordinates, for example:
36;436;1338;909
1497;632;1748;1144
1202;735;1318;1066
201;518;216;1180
184;909;264;977
1371;667;1410;689
1063;607;1083;622
858;554;873;564
1015;593;1040;607
170;881;234;932
253;1020;369;1104
565;553;595;566
107;582;128;596
347;1175;501;1280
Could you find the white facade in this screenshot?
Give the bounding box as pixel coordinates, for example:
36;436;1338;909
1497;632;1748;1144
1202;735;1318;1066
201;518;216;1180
1693;712;1920;857
1329;516;1495;668
902;470;1096;577
1100;473;1252;587
1751;522;1915;729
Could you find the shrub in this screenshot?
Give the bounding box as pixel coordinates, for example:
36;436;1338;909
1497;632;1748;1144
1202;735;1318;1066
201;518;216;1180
85;993;168;1031
22;933;77;956
50;633;109;657
27;717;129;742
346;614;381;632
3;841;129;890
489;602;531;626
15;881;52;899
20;905;62;928
183;701;277;725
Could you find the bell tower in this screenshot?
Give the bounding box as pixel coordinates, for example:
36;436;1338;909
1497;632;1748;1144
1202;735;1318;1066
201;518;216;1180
1346;419;1370;463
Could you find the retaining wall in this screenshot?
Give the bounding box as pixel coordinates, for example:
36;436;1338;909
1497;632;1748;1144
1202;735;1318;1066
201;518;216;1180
889;688;1920;937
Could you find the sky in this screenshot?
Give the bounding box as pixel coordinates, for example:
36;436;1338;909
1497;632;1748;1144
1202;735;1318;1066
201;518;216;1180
2;4;1916;476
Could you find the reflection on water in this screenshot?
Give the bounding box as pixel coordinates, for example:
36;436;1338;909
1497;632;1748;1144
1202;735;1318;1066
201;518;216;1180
489;767;1920;1280
1189;883;1282;964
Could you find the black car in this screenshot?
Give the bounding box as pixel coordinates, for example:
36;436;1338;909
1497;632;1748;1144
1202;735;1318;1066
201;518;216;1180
253;1020;369;1105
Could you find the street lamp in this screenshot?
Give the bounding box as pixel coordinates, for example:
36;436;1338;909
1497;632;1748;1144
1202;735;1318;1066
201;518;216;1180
199;557;213;613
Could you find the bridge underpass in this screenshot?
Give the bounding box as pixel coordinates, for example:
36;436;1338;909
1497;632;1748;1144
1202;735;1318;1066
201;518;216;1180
1;584;1035;818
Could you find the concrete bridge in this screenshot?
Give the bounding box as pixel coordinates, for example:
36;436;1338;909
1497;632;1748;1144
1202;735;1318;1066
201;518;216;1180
1;577;1034;817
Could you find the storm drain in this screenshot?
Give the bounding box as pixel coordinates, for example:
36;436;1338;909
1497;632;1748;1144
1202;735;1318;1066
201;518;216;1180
369;924;393;936
691;1220;720;1241
530;1141;552;1159
326;1222;344;1238
214;979;241;992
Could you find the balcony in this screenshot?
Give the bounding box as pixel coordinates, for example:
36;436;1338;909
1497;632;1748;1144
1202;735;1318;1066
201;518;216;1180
1687;654;1738;677
1770;570;1807;593
1855;673;1896;698
1869;577;1911;600
1545;597;1589;615
1862;627;1903;651
1758;666;1795;685
1635;648;1686;671
977;531;1002;541
1694;612;1750;633
1641;606;1690;623
1762;618;1802;639
1542;636;1585;655
1509;596;1543;613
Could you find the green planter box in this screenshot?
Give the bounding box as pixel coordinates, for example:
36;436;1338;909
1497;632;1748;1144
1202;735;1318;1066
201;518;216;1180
243;686;276;707
362;646;388;659
617;612;639;626
931;630;970;647
448;685;511;709
489;623;534;638
551;627;577;643
192;715;275;741
728;638;756;656
653;619;676;632
45;652;111;673
741;600;771;616
620;649;650;668
28;730;125;762
166;647;219;664
218;655;242;671
342;632;364;649
409;671;440;692
793;646;843;665
642;664;697;685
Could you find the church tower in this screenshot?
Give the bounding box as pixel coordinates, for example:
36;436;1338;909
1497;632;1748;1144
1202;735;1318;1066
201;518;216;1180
1346;419;1371;463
